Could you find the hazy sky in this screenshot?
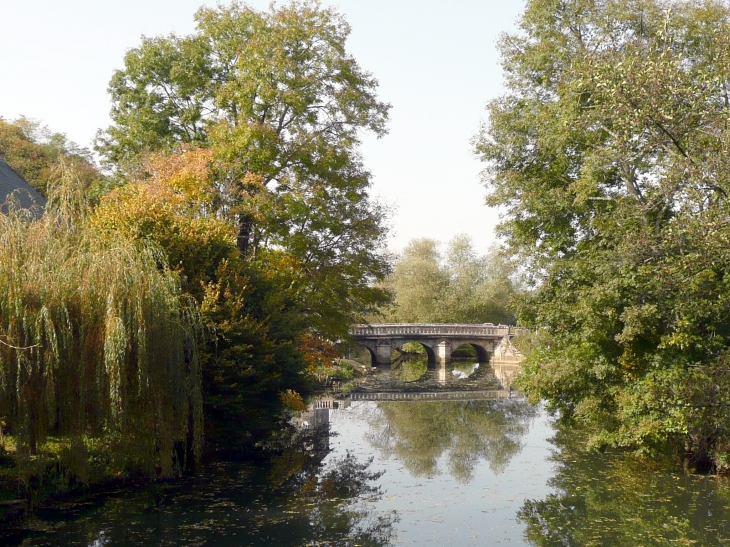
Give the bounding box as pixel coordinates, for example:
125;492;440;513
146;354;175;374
0;0;524;256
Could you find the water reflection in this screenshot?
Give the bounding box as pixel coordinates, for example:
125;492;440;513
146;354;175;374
451;362;480;379
391;356;428;382
391;356;482;383
367;354;502;390
16;396;730;546
366;399;537;482
519;428;730;546
1;425;397;547
492;362;521;389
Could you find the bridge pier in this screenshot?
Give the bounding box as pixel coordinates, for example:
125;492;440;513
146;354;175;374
435;341;451;367
374;339;393;367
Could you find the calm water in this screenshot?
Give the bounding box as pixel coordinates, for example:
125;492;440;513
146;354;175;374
327;398;552;545
4;361;730;546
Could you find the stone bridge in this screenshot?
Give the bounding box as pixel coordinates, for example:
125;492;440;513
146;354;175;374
349;323;530;368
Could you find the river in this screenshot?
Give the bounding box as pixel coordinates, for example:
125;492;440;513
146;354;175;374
3;358;730;546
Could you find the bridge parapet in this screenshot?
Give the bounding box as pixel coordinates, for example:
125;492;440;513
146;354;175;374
350;323;517;337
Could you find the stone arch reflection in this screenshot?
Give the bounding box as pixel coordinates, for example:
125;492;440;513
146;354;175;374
391;341;436;366
452;342;490;363
391;343;432;382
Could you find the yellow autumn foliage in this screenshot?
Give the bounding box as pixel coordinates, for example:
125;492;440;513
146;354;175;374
91;150;237;298
280;390;307;412
145;147;216;204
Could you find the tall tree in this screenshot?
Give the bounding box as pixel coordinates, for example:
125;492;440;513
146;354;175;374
475;0;730;467
442;235;517;324
97;0;391;338
383;238;449;323
382;236;518;324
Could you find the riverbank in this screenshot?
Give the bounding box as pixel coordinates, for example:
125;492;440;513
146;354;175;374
0;358;365;525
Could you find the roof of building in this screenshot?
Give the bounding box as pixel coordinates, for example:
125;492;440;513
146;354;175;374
0;157;47;216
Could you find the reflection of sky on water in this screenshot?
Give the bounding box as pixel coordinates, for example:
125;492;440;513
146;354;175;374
326;401;556;546
451;362;479;379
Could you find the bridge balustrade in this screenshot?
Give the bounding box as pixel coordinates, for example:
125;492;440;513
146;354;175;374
349;323;523;337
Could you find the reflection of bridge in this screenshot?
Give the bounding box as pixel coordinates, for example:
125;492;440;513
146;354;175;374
349;390;520;401
350;324;529;367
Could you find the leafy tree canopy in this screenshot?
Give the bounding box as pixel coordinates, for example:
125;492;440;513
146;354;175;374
475;0;730;467
97;0;391;339
91;150;314;445
380;235;519;324
0;117;103;198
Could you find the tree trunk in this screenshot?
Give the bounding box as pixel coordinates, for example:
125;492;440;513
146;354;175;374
237;215;253;256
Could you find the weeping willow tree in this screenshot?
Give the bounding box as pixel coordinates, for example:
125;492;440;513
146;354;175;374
0;163;203;482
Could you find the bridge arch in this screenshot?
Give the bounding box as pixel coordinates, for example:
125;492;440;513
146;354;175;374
453;342;490;364
394;340;436;367
361;346;377;367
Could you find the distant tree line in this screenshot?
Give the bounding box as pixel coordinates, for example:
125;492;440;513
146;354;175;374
378;235;520;325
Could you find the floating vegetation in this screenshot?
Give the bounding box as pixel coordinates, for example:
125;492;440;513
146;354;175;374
1;422;397;546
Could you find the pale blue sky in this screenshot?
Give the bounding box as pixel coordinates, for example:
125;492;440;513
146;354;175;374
0;0;524;255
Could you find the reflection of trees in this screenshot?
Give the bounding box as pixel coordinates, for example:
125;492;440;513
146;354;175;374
391;355;428;382
294;452;398;546
262;424;399;546
367;400;537;482
519;429;730;547
3;424;397;547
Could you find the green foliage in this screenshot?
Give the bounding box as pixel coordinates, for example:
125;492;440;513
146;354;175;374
381;235;519;324
313;361;357;383
96;0;392;340
477;0;730;466
0;165;202;484
90;151;314;446
382;238;448;323
198;255;314;445
0;117;104;200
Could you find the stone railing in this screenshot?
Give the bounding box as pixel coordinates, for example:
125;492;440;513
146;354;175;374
349;323;518;337
349;390;523;401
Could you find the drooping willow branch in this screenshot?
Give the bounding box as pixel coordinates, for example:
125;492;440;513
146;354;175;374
0;337;41;351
